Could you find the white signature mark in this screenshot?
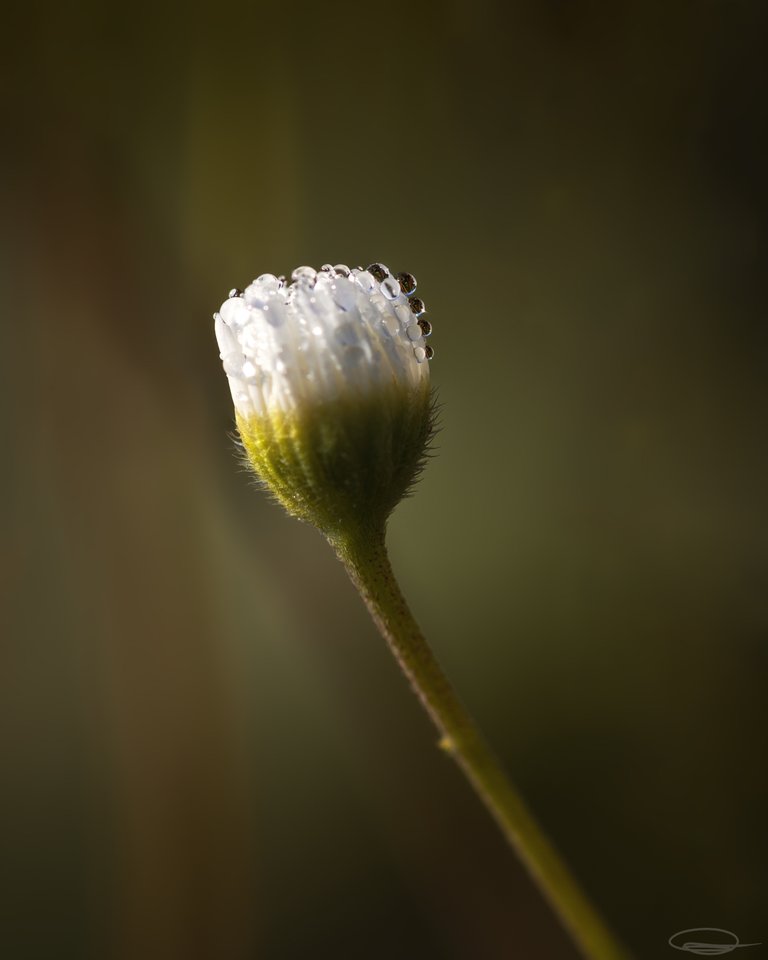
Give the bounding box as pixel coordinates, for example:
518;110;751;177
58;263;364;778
668;928;762;955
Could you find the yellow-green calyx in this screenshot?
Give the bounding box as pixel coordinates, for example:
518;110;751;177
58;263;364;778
215;263;435;541
237;380;433;541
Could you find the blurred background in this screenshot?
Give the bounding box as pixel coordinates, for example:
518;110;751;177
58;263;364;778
2;1;767;957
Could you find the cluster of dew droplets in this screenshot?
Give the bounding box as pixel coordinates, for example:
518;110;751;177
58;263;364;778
214;263;433;418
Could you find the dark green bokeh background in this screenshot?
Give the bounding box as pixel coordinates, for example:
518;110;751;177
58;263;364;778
2;2;767;958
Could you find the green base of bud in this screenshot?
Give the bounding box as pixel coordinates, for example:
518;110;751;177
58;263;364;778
236;381;435;541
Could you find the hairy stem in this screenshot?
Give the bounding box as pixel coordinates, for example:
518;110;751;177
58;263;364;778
334;527;629;960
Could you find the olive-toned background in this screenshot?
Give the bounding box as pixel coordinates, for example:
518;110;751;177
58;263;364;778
2;2;766;958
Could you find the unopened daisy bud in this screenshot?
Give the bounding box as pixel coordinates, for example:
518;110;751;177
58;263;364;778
214;266;626;960
214;264;435;540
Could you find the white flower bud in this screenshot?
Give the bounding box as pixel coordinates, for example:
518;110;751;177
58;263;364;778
215;265;431;420
214;264;435;540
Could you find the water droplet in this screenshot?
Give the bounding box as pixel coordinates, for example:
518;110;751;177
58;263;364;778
418;318;432;336
397;272;417;295
216;321;239;356
380;276;401;300
244;283;271;308
406;323;422;341
354;270;376;294
229;288;244;299
292;265;317;284
425;344;434;360
408;297;425;316
333;264;351;277
320;264;335;273
394;303;412;325
367;262;389;282
220;297;250;327
369;293;388;312
313;273;334;297
414;346;427;363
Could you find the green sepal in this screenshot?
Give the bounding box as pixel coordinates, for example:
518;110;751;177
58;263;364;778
236;381;435;542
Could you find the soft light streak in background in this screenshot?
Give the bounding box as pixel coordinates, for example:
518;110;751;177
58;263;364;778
2;2;767;957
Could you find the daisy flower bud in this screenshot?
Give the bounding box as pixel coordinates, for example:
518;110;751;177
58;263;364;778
214;263;435;540
213;264;627;960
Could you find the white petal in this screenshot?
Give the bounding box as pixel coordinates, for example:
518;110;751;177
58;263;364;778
215;263;431;419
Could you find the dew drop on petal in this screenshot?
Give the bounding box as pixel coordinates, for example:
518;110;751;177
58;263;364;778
213;314;238;356
425;344;434;360
369;293;387;313
313;272;333;294
397;272;417;296
380;276;400;300
367;262;389;282
228;288;243;298
245;283;270;307
333;263;351;277
394;303;412;325
292;265;317;284
354;270;376;294
251;274;281;300
418;318;432;336
408;297;425;316
414;346;427;363
406;323;422;341
220;297;250;327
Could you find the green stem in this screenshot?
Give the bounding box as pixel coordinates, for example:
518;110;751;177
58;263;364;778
334;527;630;960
